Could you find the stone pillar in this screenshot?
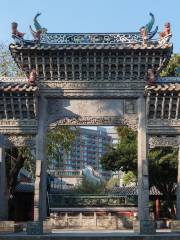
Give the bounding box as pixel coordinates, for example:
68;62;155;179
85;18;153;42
155;198;160;220
65;213;68;227
0;135;8;220
34;96;47;222
176;143;180;220
79;212;82;227
94;212;97;228
134;97;155;233
171;140;180;232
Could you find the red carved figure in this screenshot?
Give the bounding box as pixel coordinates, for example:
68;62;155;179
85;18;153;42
28;69;37;85
11;22;25;39
147;69;156;85
159;22;171;39
29;26;42;41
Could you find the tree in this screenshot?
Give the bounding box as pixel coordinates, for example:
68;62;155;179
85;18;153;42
101;126;137;173
160;54;180;77
122;171;137;186
149;147;177;218
5;125;78;201
6;147;35;198
101;125;178;218
46;125;78;169
106;177;120;189
0;43;23;77
73;178;105;194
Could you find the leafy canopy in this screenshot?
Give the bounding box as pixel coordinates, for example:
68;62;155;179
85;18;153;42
46;125;78;169
161;54;180;77
0;43;23;77
101;125;178;218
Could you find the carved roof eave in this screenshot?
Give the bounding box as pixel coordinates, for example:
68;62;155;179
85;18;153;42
0;77;39;93
145;83;180;94
0;83;38;93
9;42;173;51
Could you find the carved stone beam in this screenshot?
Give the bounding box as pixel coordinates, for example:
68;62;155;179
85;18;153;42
5;135;36;148
149;136;180;149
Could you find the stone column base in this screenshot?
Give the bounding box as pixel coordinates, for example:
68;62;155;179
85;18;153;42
27;221;43;235
133;220;155;234
171;220;180;232
43;220;52;234
0;221;23;233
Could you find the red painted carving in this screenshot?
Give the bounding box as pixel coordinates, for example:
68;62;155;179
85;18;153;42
11;22;25;39
28;69;37;85
147;69;156;85
159;22;171;39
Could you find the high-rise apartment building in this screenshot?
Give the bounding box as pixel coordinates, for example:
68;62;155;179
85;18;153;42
60;127;112;179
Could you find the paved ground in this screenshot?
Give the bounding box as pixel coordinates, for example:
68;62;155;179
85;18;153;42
1;229;180;239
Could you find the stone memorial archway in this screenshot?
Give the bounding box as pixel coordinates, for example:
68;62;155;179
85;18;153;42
1;13;180;234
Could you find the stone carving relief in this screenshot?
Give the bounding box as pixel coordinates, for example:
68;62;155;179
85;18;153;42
47;99;138;129
148;119;180;127
125;100;137;114
39;81;146;90
5;135;36;147
50;115;138;130
149;136;179;148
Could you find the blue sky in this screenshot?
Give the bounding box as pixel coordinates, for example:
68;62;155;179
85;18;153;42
0;0;179;53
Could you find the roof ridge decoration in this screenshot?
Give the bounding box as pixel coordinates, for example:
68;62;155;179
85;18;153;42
140;12;158;44
11;13;172;47
29;12;48;42
0;77;27;83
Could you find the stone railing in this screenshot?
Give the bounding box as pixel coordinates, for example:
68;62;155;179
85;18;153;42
44;213;134;230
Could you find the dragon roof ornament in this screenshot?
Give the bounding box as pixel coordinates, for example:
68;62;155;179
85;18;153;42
11;13;172;47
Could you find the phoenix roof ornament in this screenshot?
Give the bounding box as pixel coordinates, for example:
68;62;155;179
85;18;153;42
29;12;47;42
140;12;158;44
11;12;172;47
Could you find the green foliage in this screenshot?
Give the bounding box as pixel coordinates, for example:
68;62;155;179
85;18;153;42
122;171;137;186
149;147;178;192
5;147;35;196
161;54;180;77
0;43;23;77
46;126;78;169
101;126;137;173
101;125;178;218
74;178;105;194
106;177;120;189
20;147;35;178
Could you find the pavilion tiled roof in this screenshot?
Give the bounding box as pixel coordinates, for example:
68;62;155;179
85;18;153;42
10;42;172;51
145;83;180;93
15;182;34;193
108;186;162;196
0;83;38;92
15;184;162;196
